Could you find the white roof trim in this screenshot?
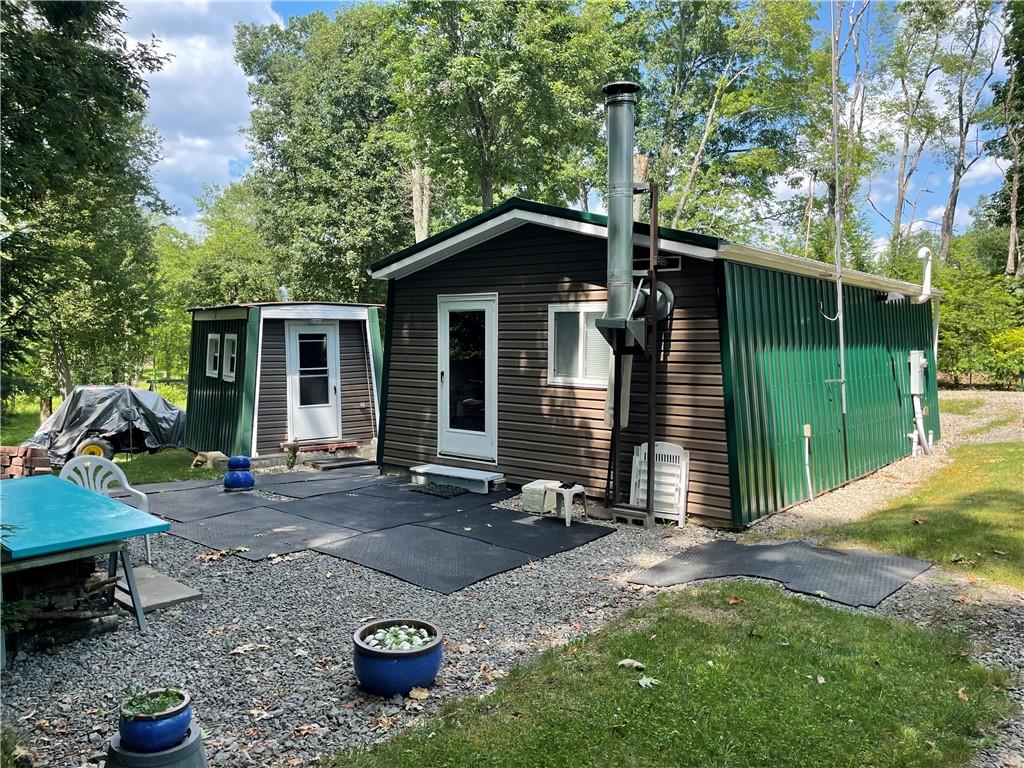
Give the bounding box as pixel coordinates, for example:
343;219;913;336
370;209;716;280
370;205;936;298
719;243;943;298
260;304;369;321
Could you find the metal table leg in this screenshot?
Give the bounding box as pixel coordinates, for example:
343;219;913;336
119;548;148;633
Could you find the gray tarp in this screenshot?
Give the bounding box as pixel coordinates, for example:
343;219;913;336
24;386;186;464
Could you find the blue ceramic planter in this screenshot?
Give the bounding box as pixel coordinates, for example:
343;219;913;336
224;456;254;491
353;619;443;696
118;690;192;754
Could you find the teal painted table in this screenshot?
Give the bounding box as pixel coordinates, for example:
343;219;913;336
1;475;170;632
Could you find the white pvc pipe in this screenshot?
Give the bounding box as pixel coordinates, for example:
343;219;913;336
803;434;814;500
916;247;933;303
912;394;932;455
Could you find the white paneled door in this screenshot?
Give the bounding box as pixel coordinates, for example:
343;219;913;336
286;322;341;441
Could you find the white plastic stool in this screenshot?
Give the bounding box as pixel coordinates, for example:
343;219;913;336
542;483;588;526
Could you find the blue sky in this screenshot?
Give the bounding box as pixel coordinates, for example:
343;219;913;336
123;1;1006;249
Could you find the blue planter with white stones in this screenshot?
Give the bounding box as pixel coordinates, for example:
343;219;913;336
353;619;443;696
118;689;193;754
223;455;255;491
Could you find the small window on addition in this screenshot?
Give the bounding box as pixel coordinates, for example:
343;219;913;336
222;334;238;382
547;303;610;388
205;333;221;378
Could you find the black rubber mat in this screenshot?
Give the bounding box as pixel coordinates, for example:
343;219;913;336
147;488;271;523
416;507;614;558
411;482;467;499
115;479;222;496
254;471;321;485
313;526;534;594
629;540;930;608
170;507;358;561
269;492;457;532
259;474;394;499
353;483;516;513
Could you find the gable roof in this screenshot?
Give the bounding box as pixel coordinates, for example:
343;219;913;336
369;197;939;298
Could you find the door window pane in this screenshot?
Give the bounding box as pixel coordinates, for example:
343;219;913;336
299;374;329;406
298;334;328;369
553;311;580;378
448;309;485;433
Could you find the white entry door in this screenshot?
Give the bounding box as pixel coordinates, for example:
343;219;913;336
286;322;341;442
437;294;497;461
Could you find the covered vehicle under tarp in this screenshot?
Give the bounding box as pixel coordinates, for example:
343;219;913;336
24;386;186;465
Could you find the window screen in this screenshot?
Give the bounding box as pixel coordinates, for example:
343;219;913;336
548;304;609;387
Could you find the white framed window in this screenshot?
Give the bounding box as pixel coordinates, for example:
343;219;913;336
205;333;221;378
222;334;238;382
547;302;610;388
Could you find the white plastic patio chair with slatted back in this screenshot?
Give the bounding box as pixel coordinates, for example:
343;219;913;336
629;441;689;524
59;456;153;564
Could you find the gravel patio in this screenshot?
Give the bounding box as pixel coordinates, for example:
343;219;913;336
2;390;1020;767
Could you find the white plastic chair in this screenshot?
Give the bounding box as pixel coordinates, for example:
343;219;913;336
59;456;153;564
629;441;689;523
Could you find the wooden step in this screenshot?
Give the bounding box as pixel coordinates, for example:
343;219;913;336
305;457;376;472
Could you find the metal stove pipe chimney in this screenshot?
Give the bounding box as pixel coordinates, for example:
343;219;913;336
602;81;641;325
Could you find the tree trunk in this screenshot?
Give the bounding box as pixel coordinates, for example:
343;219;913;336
411;159;431;243
802;170;817;256
480;174;493;210
632;155;649;221
1008;164;1020;277
53;335;74;398
938;168;962;264
579;182;589;212
39;396;53;423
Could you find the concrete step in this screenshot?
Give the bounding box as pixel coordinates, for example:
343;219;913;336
410;464;505;494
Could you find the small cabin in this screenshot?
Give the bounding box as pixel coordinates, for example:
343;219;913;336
368;198;941;529
184;302;382;458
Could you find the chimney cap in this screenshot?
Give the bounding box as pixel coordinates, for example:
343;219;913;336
602;81;641;98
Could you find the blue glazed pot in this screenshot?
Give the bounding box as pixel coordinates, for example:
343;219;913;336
353;619;443;696
223;469;255;491
118;689;192;754
227;455;251;471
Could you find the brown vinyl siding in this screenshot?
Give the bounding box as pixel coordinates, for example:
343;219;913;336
255;319;376;454
255;320;287;454
380;223;732;524
338;320;376;442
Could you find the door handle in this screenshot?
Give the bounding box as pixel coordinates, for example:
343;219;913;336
440;371;445;384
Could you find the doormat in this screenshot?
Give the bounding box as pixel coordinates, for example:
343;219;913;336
411;482;468;499
629;540;930;608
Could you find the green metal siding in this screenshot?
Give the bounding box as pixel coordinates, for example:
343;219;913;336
718;261;940;527
185;314;254;456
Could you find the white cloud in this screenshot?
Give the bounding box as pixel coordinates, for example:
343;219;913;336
122;1;281;220
961;155;1006;188
909;203;973;234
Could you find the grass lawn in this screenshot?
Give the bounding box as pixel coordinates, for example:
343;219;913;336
964;414;1020;437
938;395;985;416
116;448;221;485
0;407;42;446
823;442;1024;588
328;583;1013;768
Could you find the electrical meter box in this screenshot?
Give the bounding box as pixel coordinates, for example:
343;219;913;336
908;350;927;396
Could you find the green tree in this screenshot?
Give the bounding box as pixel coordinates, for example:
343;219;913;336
236;5;411;303
635;0;822;239
0;1;165;401
393;0;635;212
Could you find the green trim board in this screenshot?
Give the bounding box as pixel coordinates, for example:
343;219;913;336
375;279;396;469
369;197;720;274
236;306;261;456
368;307;383;404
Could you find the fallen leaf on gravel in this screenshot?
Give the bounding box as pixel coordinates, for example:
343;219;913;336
294;648;309;657
197;550;228;562
375;714;396;731
617;658;646;671
342;698;364;709
358;615;375;622
456;644;475;653
405;701;423;712
34;720;48;730
248;708;270;721
637;676;661;689
408;687;430;700
726;595;743;605
480;669;507;683
957;687;969;701
952;594;973;604
208;623;240;637
285;759;304;766
230;643;270;655
477;621;487;630
523;561;538;570
293;723;318;737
